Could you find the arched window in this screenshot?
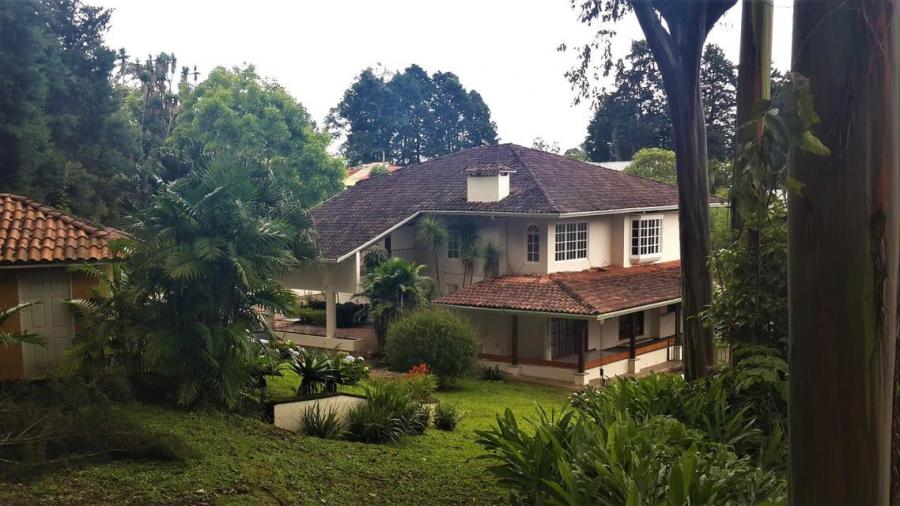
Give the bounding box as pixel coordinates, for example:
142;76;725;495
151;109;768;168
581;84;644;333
526;225;540;262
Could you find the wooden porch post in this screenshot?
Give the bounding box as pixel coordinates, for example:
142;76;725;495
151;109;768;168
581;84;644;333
629;313;637;360
510;315;519;365
577;325;586;373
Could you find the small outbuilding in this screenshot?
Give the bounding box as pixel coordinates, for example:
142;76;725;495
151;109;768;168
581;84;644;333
0;193;120;380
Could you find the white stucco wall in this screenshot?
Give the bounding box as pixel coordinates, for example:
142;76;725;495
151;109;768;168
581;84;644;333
281;253;360;294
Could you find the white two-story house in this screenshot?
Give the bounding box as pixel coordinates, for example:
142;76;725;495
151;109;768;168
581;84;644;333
282;144;716;385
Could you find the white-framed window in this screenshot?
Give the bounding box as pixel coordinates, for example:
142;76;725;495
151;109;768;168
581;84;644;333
631;215;663;258
526;225;540;262
554;222;587;261
447;230;460;259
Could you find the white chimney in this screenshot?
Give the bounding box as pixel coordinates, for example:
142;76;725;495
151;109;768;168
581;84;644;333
466;164;515;203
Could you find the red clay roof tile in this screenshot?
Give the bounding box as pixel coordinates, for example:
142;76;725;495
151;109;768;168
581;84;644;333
0;193;122;265
433;261;682;317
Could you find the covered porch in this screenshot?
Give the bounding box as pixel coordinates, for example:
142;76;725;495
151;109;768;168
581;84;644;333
434;262;684;385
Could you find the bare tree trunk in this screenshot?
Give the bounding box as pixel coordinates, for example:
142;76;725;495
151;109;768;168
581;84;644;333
789;0;899;503
732;0;773;238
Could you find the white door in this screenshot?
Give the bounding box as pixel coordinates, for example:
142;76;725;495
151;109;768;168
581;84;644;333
18;270;74;378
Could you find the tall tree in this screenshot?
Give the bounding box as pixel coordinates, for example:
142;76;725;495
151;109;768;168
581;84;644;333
584;41;737;162
170;66;344;207
789;0;899;502
731;0;772;234
569;0;736;380
329;65;498;165
0;0;141;223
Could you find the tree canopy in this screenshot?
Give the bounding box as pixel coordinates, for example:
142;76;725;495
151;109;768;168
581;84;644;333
584;41;736;163
329;65;498;166
0;0;141;223
169;66;344;207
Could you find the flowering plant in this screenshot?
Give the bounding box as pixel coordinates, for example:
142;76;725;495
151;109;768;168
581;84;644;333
407;363;431;377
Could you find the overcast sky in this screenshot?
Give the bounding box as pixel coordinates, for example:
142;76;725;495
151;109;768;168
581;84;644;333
91;0;795;153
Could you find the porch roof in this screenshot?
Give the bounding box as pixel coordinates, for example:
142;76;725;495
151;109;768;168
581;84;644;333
433;261;681;318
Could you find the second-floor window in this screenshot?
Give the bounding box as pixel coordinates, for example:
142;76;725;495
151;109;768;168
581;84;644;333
526;225;540;262
554;222;587;261
631;216;662;258
447;230;460;259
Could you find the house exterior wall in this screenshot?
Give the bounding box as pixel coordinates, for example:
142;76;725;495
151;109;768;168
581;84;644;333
281;253;360;294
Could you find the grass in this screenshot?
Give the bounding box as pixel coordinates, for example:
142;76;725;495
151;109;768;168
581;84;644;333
0;377;567;505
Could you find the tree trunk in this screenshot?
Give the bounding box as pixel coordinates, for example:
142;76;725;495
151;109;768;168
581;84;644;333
667;72;716;380
732;0;773;237
789;0;899;503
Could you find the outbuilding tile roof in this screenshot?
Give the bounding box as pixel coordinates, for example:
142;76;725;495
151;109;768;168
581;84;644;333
0;193;122;265
311;144;702;260
434;261;682;317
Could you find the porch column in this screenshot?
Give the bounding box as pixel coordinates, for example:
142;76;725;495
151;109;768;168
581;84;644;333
510;315;519;365
325;289;337;339
629;313;637;360
577;326;586;373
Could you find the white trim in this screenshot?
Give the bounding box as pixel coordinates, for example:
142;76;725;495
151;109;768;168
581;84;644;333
525;224;541;263
554;221;588;262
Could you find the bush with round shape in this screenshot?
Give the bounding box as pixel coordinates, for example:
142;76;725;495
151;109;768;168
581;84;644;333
385;309;479;387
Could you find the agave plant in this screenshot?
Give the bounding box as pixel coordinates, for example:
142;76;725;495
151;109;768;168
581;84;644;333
0;301;44;347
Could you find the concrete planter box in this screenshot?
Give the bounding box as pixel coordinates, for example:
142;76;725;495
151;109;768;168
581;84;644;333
273;393;366;434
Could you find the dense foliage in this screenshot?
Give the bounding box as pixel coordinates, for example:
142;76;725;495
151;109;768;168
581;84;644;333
385;308;479;387
584;42;736;162
344;380;430;444
478;348;788;505
170;66;344;207
329;65;498;165
362;257;433;348
0;0;140;223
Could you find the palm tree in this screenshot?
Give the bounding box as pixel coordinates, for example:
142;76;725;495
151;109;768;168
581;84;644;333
127;154;304;408
453;221;481;286
480;239;503;280
416;216;448;294
361;257;431;349
0;301;44;347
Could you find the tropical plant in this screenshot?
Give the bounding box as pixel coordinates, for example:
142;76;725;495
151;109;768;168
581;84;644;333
480;239;503;280
384;308;479;388
401;364;438;402
280;349;369;398
301;403;345;439
125;154;307;408
344;380;423;444
361;257;432;348
65;242;147;378
362;245;389;272
478;365;507;381
416;216;448;294
433;402;463;431
0;301;44;347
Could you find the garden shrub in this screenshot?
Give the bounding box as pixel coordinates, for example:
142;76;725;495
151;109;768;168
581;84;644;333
344;380;423;443
433;402;463;431
292;306;326;326
478;347;789;504
301;403;345;439
280;348;369;398
401;363;438;402
477;408;785;505
307;300;368;328
385;309;479;387
478;365;507;381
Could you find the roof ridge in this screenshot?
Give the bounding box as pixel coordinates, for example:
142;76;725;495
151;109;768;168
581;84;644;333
0;193;120;236
550;276;599;315
509;145;562;213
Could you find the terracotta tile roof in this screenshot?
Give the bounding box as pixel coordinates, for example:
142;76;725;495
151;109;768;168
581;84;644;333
312;144;717;260
434;261;682;317
0;193;122;265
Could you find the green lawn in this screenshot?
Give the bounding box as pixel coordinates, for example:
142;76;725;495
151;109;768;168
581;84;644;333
1;377;567;505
